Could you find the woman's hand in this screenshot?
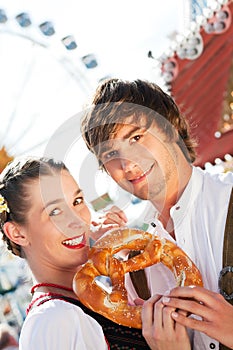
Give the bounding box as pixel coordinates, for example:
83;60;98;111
141;294;191;350
98;205;127;226
90;206;127;240
161;286;233;349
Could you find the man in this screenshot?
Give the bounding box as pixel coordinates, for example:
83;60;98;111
81;78;233;349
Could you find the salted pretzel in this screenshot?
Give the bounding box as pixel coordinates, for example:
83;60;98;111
73;228;203;329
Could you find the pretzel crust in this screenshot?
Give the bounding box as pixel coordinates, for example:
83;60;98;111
73;228;203;329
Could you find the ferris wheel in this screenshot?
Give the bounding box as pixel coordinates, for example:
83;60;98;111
0;4;103;172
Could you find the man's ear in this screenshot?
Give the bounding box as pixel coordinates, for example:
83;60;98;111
3;222;29;247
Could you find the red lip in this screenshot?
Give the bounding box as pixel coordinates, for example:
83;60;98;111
62;234;87;249
130;164;154;185
65;243;86;250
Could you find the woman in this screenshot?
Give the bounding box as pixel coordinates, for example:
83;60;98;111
0;156;119;350
0;156;191;350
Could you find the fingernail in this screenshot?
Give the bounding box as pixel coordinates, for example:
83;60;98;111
162;296;170;303
164;290;170;296
172;311;178;318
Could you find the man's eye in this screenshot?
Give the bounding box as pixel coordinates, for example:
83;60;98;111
103;150;118;160
73;197;84;206
49;208;61;216
131;134;142;143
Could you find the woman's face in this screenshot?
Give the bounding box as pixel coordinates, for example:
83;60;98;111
21;169;91;270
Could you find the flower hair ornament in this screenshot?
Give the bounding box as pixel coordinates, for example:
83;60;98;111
0;193;9;215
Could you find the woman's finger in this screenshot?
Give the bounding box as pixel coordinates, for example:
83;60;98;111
103;205;128;223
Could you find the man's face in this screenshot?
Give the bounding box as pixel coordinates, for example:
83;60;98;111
99;115;180;204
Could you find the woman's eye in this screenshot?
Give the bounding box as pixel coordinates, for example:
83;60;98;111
49;208;61;216
73;197;84;206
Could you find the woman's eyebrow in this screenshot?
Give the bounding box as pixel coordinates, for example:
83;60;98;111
74;188;82;196
44;198;63;210
44;189;82;209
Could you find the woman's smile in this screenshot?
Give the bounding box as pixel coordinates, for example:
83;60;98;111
62;233;87;249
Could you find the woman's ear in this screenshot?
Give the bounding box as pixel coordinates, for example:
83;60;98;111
3;222;29;247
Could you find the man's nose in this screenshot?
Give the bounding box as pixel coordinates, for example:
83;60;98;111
120;157;138;173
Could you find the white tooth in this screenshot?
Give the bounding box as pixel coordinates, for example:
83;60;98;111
135;167;149;180
64;235;83;246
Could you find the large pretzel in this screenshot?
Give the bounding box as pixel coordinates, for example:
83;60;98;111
73;228;203;329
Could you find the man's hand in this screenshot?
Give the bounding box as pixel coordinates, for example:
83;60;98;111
162;285;233;349
141;294;191;350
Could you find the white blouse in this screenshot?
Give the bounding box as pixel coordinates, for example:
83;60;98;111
19;298;108;350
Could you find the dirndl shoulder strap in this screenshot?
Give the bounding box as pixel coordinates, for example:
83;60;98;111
218;187;233;304
219;187;233;350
